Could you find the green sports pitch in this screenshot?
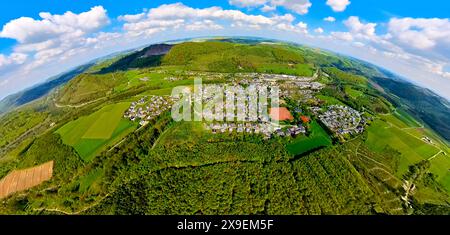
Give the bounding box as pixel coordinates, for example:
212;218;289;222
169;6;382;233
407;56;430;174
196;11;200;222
286;121;332;156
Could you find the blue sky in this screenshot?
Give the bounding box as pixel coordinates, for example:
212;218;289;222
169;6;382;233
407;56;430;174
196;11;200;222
0;0;449;100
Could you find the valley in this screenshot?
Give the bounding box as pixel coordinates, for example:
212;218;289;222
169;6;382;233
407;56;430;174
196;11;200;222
0;38;449;215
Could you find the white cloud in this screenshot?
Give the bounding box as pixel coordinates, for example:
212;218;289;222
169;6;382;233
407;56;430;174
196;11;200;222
387;18;450;53
261;4;276;12
228;0;268;8
274;0;312;15
344;16;377;37
330;17;377;43
120;3;305;37
326;0;351;12
331;32;353;41
0;6;111;71
0;53;27;71
314;27;324;34
229;0;312;15
0;6;109;44
186;20;224;31
0;5;114;81
275;21;308;34
324;16;336;22
118;13;146;23
425;63;450;79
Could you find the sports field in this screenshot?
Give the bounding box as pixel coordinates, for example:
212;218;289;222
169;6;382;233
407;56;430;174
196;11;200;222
56;102;137;161
286;121;332;156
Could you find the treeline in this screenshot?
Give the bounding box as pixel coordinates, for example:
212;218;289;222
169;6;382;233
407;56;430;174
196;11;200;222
17;133;84;181
161;41;310;75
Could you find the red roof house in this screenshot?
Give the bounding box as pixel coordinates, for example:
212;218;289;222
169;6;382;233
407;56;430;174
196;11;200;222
300;116;310;123
269;107;294;121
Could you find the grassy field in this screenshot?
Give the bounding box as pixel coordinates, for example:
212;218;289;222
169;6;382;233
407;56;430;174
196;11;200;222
159;120;333;160
383;114;410;129
286;121;333;156
113;70;166;92
77;168;104;193
371;109;450;196
366;120;440;177
316;95;345;106
345;86;364;99
323;67;368;85
429;154;450;192
385;112;448;154
56;102;136;161
82;103;130;139
404;127;449;153
393;108;422;128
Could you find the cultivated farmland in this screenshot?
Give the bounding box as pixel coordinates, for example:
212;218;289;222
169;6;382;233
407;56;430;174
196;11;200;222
0;161;53;199
56;102;136;161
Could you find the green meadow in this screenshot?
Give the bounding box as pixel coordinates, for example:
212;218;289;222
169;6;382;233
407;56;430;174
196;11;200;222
344;85;364;99
56;102;136;161
366;119;440;177
77;168;104;194
316;95;345;106
393;108;422;128
429;154;450;192
82;103;130;139
383;114;410;129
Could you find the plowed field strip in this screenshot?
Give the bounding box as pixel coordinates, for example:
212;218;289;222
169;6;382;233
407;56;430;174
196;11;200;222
0;161;54;199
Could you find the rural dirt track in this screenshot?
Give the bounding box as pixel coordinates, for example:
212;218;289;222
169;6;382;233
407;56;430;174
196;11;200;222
0;161;54;199
54;97;106;108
